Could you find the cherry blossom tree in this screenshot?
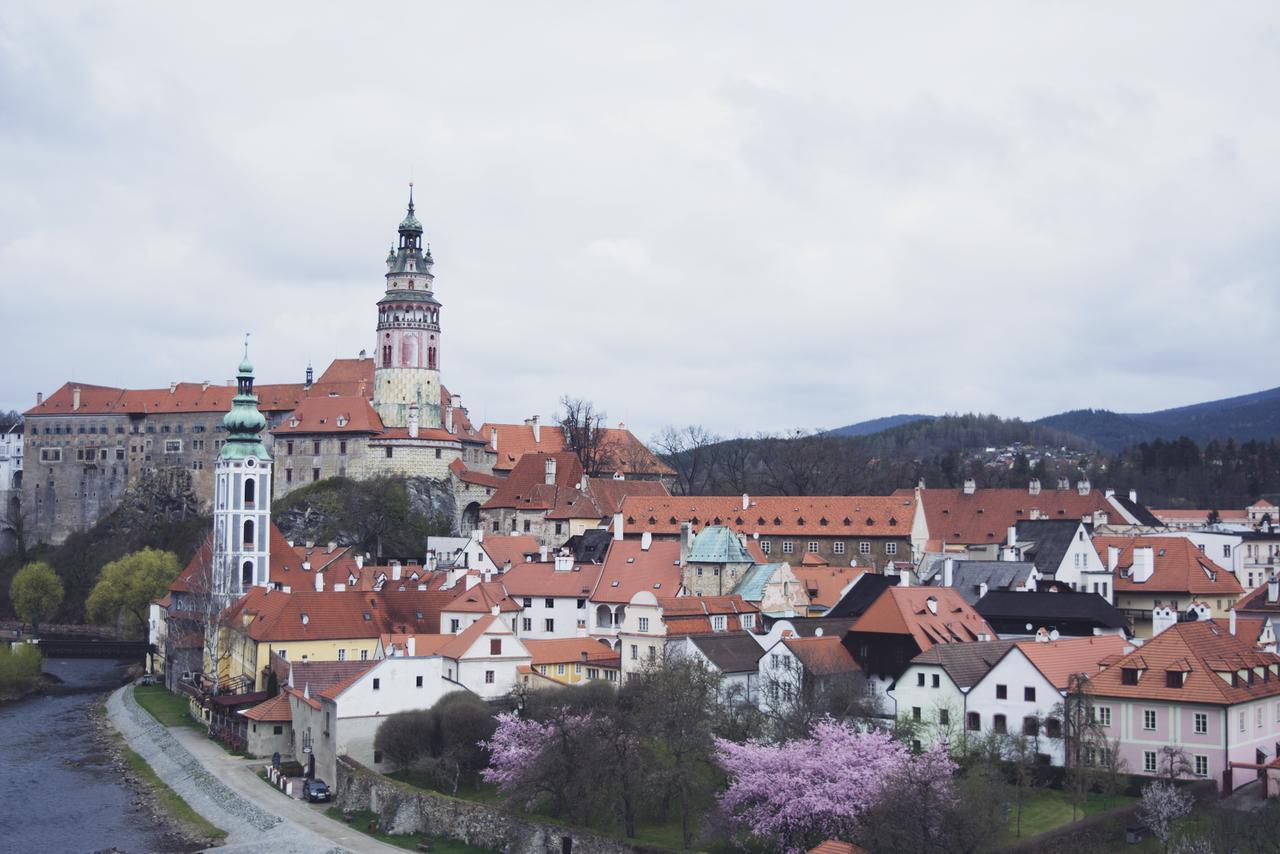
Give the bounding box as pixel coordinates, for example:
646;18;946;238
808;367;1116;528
1139;781;1193;852
715;718;956;853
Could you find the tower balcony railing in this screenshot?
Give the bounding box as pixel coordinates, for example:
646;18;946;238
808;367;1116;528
376;320;441;332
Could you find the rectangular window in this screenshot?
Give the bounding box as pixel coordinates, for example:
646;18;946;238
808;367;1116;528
932;674;940;688
918;672;926;687
576;598;586;609
807;541;819;553
286;441;293;455
339;440;347;454
638;617;649;633
1097;706;1111;727
1194;755;1209;778
163;439;182;454
833;542;845;555
1144;751;1157;773
859;542;871;555
996;684;1007;700
490;638;502;655
1194;712;1208;734
938;709;950;726
1258;707;1264;728
521;618;532;632
372;678;380;690
415;675;423;687
337;649;345;661
1023;716;1038;736
385;447;393;458
523;520;531;532
312;468;320;481
587;668;598;679
630;644;638;660
966;712;980;731
555;522;563;535
544;619;554;632
1143;709;1156;731
912;706;921;721
1240;711;1247;733
485;670;495;684
885;542;898;556
556;664;565;675
273;725;283;735
286;469;293;483
360;649;368;661
40;448;62;462
1024;686;1036;702
450;619;460;633
545;598;554;608
993;715;1007;734
522;597;532;608
312;441;321;455
712;615;726;631
761;541;771;555
782;541;794;554
741;614;755;630
435;448;442;459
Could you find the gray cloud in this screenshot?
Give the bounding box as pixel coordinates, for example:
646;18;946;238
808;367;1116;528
3;3;1280;439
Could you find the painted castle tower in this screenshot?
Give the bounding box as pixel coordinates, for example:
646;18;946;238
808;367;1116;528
212;344;273;598
373;186;443;430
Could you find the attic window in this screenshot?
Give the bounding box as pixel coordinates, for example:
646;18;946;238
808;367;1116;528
735;517;744;525
865;517;874;525
942;509;949;515
797;517;805;526
363;612;372;621
648;517;656;525
1120;668;1140;685
415;611;423;619
976;508;984;515
611;580;620;587
843;517;851;526
653;583;661;589
669;516;678;525
301;613;309;625
774;517;782;526
713;517;722;525
819;518;828;526
889;518;898;526
758;517;766;525
627;516;635;524
1166;671;1184;688
626;557;635;564
1158;549;1166;557
1015;509;1023;515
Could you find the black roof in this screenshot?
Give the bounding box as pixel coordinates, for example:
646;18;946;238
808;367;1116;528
565;529;613;563
1015;519;1086;575
1111;494;1162;527
687;632;765;673
825;573;894;619
974;590;1128;630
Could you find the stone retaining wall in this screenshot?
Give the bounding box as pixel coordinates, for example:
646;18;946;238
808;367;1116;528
336;757;667;853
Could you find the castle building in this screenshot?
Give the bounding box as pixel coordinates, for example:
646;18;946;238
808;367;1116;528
22;191;670;547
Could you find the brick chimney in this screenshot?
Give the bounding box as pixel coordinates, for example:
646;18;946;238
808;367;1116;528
72;387;81;411
545;456;557;485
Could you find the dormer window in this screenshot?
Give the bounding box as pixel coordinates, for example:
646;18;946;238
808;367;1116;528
1121;668;1140;685
1166;671;1184;688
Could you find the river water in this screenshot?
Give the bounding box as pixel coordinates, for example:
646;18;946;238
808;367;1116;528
0;658;175;854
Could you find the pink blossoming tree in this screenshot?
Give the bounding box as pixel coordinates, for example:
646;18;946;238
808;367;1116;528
715;719;956;853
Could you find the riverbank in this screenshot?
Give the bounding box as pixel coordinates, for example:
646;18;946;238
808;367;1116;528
92;692;227;850
0;669;60;704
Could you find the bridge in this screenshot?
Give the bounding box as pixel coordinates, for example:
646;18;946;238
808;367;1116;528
35;638;152;660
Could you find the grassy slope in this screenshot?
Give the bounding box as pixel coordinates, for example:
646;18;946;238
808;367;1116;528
325;807;495;853
1005;788;1135;840
132;684;201;728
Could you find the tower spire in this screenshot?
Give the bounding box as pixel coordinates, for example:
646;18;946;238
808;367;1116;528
408;181;415;215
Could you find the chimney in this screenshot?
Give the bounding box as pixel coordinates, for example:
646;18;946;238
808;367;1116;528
1131;546;1154;584
742;493;750;511
355;554;364;569
1269;573;1279;604
36;391;43;406
978;580;989;600
407;636;416;657
1007;525;1017;548
613;512;624;541
408;403;420;439
302;561;311;572
169;382;177;394
679;522;693;565
315;571;324;592
641;531;653;552
445;403;454;434
1230;607;1238;636
943;558;954;588
545;456;557;485
72;387;81;411
1077;479;1091;496
963;478;976;495
1028;479;1041;496
1107;546;1120;572
554;552;573;573
539;545;549;562
1129;490;1138;504
305;363;313;389
490;427;498;450
531;415;541;444
392;563;402;581
465;574;480;590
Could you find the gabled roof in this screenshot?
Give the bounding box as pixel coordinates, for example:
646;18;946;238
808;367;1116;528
222;586;453;642
657;595;759;636
903;486;1122;546
618;496;915;538
974;590;1129;629
272;396;383;435
444;582;520;613
909;639;1018;689
1094;536;1243;596
593;539;682;604
1014;519;1088;575
927;561;1036;604
687;632;764;673
1089;620;1280;706
824;573;894;619
479;535;542;570
732;563;780;602
499;561;604;598
1014;635;1131;689
523;637;619;667
449;458;505;489
782;635;861;677
481;452;588;512
481;422;674;476
793;567;864;611
1236;580;1280;616
849;587;995;651
241;692;293;722
586;478;670;516
315;662;378;701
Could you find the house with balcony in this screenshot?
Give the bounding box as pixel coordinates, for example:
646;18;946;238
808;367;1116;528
497;553;603;641
523;637;620;686
588;536;682;643
1094;536;1243;638
617;593;759;681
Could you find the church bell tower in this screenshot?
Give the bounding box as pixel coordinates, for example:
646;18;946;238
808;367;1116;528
372;185;443;429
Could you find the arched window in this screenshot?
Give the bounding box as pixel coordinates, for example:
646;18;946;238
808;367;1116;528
382;344;392;368
428;346;437;370
243;519;255;548
244;477;255;506
242;560;254;588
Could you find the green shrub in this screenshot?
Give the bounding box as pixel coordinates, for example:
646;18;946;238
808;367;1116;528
0;643;43;694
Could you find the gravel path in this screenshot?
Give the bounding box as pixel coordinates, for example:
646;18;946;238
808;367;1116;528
107;684;403;854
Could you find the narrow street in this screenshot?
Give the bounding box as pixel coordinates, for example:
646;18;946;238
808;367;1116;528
107;684;406;854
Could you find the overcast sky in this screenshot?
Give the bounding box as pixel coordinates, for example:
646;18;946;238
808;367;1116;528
3;4;1279;438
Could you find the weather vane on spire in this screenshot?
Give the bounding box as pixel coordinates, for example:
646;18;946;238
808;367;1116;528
408;181;415;214
244;331;251;358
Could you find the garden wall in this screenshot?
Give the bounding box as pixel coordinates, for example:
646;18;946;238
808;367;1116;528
336;757;669;854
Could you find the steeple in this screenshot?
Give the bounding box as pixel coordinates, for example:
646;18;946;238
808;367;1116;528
220;337;270;461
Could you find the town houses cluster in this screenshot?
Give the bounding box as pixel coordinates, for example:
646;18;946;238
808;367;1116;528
19;195;1280;798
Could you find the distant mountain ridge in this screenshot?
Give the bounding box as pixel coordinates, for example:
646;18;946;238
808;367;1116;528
827;386;1280;451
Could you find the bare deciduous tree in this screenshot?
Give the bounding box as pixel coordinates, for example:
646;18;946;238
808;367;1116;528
559;396;615;477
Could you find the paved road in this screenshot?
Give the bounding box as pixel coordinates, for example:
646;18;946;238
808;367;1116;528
107;684;405;854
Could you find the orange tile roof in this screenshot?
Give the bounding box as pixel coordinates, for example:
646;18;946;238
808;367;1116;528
499;562;604;598
850;587;994;651
316;662;378;700
657;595;759;636
481;422;673;476
222;586;453;642
480;535;543;570
905;486;1119;545
783;635;861;676
315;357;375;386
482;452;586;511
1089;620;1280;706
594;539;683;604
523;637;619;667
444;582;520;613
1014;635;1131;689
585;477;670;516
809;842;867;854
1094;536;1243;596
449;458;504;489
618;495;915;538
794;567;864;610
272;396;383;435
241;692;293;722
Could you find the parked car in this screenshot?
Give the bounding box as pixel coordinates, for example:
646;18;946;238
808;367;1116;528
303;779;331;803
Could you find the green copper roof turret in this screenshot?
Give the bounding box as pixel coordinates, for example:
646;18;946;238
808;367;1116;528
220;342;271;461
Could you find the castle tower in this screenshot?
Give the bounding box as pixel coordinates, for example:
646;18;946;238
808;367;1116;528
373;185;443;429
212;343;273;598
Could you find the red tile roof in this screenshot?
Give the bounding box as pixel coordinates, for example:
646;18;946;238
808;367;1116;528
618;495;915;538
316;662;378;701
850;587;994;651
444;582;520;613
904;486;1119;545
594;539;683;604
499;562;604;598
1014;635;1131;689
1094;536;1243;596
481;422;673;476
479;535;542;570
482;452;586;511
449;458;504;489
524;637;619;667
657;595;759;636
794;567;864;610
222;586;454;642
241;692;293;722
1089;620;1280;706
783;635;861;676
272;396;383;435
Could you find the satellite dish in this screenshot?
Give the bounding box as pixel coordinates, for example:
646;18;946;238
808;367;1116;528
1049;629;1060;641
815;627;824;637
850;560;857;568
1025;623;1034;632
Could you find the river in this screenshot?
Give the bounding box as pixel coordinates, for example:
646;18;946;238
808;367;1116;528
0;657;177;854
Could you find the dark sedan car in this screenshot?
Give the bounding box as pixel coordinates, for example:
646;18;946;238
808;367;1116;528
303;779;331;802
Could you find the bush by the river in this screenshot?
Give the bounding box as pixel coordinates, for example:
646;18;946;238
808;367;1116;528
0;643;43;697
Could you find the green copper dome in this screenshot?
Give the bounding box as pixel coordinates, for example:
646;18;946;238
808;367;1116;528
220;346;271;461
399;210;423;233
